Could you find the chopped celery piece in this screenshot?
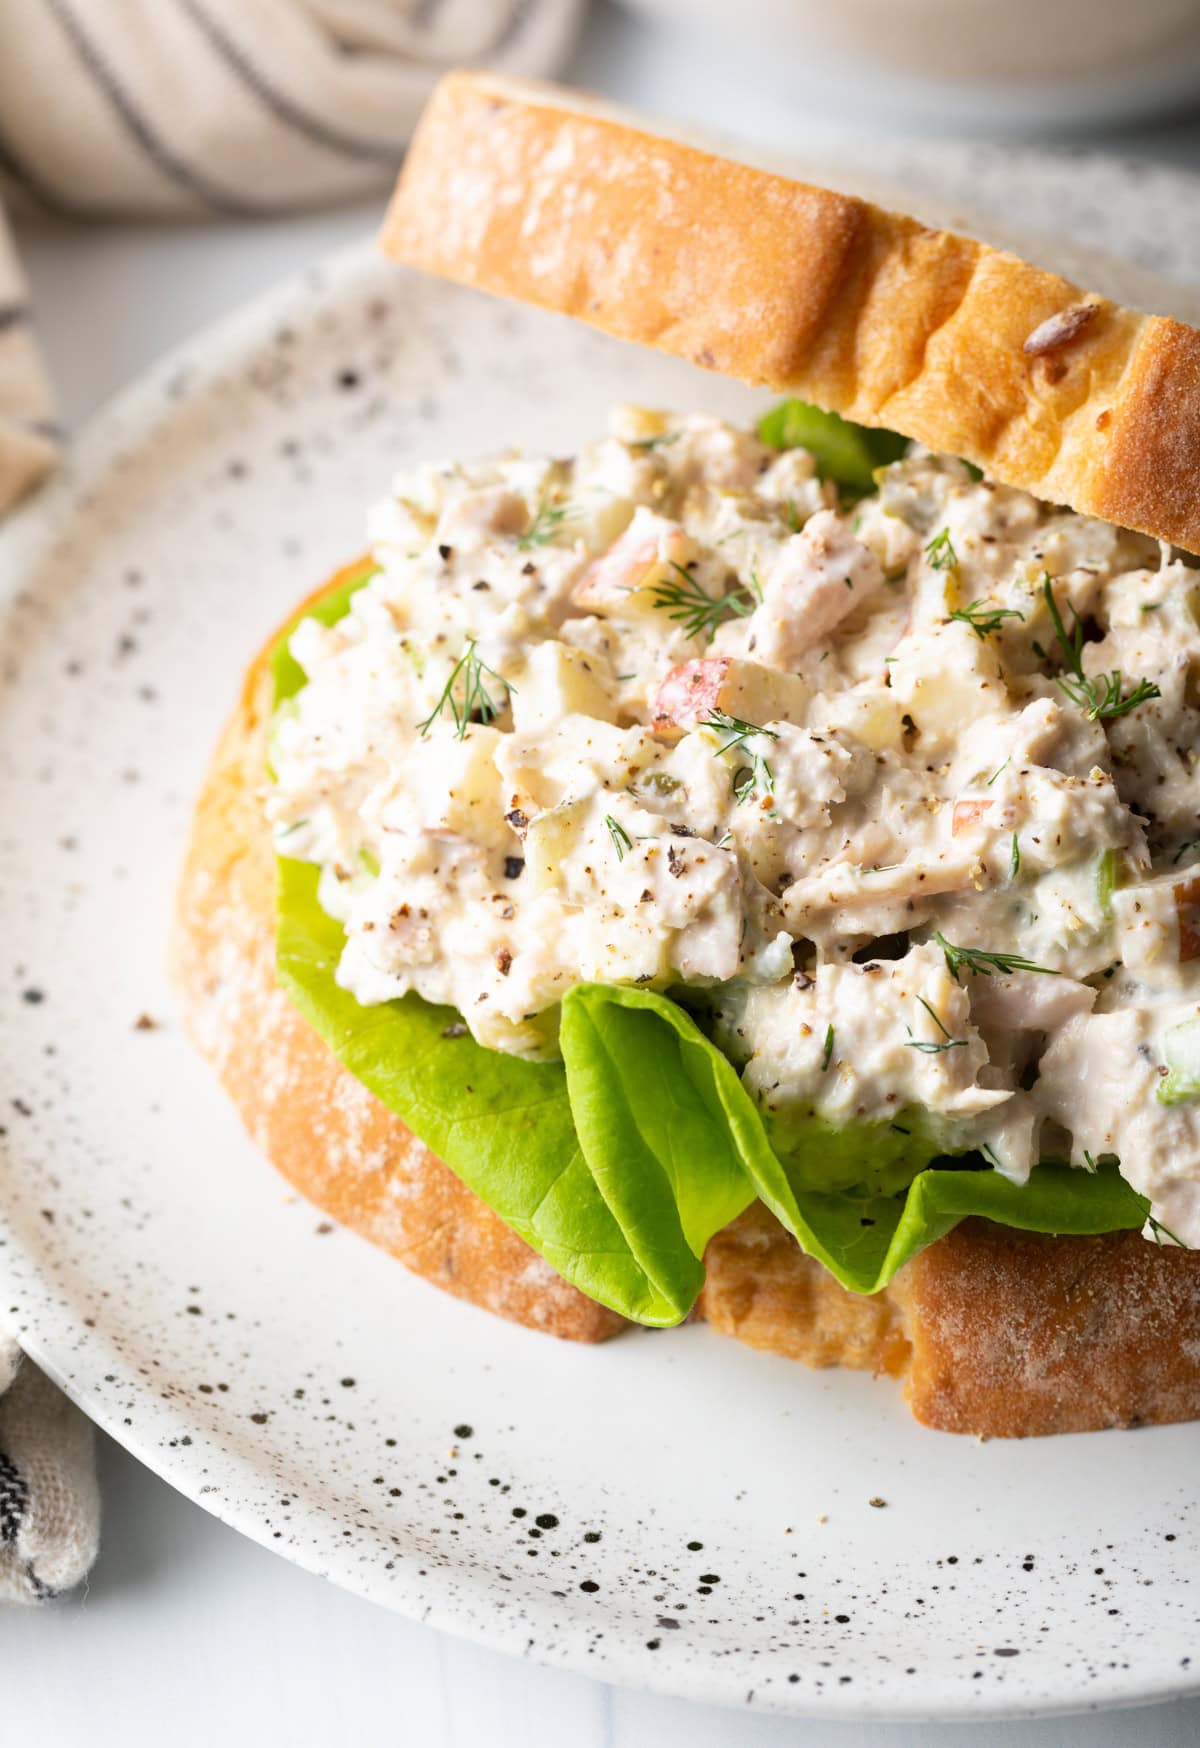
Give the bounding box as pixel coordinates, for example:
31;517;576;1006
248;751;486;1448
1158;1017;1200;1105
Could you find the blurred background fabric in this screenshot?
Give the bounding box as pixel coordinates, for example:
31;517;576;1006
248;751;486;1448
0;0;585;513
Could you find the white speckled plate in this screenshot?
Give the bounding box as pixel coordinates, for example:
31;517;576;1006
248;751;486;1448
2;150;1200;1723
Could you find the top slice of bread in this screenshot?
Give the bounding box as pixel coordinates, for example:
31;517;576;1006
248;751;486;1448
381;71;1200;556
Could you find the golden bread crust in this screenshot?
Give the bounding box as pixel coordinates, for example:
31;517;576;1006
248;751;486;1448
900;1219;1200;1436
382;71;1200;554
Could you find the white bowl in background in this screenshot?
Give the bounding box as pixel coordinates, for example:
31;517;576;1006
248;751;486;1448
617;0;1200;133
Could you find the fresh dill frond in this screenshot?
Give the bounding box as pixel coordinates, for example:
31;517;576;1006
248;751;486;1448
702;710;780;756
905;994;967;1053
925;528;958;571
518;493;574;550
416;641;511;739
935;931;1059;981
948;599;1025;640
1041;575;1161;722
733;754;775;804
649;562;756;643
605;814;633;860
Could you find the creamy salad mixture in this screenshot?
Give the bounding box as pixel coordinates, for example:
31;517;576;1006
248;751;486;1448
268;407;1200;1242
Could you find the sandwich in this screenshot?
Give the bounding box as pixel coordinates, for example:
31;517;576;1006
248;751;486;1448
173;71;1200;1437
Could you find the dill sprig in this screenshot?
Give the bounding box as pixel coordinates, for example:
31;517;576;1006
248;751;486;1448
821;1024;835;1071
948;599;1025;640
605;814;633;860
703;710;778;803
905;994;967;1054
935;931;1059;982
1148;1212;1191;1248
518;493;574;550
1009;832;1021;880
1041;575;1161;723
733;754;775;805
925;528;959;571
649;562;757;643
702;710;779;755
416;641;511;740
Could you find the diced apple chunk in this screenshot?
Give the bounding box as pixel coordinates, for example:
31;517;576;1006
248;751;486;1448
652;657;810;739
511;642;618;733
387;724;505;844
1113;871;1200;981
572;507;697;621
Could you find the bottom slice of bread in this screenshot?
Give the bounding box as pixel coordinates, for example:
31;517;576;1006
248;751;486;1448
701;1204;1200;1435
173;578;1200;1435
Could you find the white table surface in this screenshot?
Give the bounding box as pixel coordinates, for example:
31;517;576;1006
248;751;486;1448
8;6;1200;1742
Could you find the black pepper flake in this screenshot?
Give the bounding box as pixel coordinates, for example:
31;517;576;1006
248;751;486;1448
505;809;529;835
580;1579;599;1593
868;1497;887;1509
503;856;524;879
441;1022;468;1039
454;1423;473;1439
21;988;44;1005
438;544;453;561
495;948;512;977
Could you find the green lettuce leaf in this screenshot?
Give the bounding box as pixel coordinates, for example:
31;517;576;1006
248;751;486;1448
757;398;907;494
277;867;1148;1320
560;985;1147;1298
269;520;1149;1325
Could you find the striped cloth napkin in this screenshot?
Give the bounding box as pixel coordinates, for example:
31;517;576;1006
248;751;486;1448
0;0;583;1599
0;0;584;513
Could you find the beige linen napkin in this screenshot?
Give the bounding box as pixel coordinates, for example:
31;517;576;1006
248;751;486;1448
0;0;583;1598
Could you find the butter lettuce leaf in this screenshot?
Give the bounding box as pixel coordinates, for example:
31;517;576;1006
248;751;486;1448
757;398;907;495
276;876;1148;1320
560;985;1147;1296
278;859;723;1324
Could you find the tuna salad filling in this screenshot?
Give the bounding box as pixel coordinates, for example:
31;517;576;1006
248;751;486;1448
268;404;1200;1249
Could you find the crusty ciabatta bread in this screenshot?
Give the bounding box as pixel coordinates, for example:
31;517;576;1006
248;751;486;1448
175;573;1200;1436
381;70;1200;557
